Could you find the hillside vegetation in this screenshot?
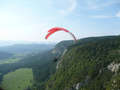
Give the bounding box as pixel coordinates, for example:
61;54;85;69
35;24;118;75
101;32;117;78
46;36;120;90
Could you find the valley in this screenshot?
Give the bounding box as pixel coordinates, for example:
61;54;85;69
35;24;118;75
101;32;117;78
0;43;55;90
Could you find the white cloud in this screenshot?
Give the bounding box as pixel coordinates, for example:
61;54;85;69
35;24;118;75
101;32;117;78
91;11;120;19
84;0;120;10
116;11;120;17
91;15;113;19
59;0;77;15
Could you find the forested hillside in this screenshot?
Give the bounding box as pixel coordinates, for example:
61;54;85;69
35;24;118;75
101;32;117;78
46;36;120;90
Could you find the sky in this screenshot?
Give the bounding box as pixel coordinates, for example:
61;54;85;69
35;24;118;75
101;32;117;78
0;0;120;43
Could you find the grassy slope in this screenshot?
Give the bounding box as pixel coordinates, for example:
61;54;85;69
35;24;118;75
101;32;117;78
1;68;33;90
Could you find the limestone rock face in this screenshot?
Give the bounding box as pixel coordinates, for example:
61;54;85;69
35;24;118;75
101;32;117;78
107;62;120;73
75;83;82;90
56;49;68;69
69;76;90;90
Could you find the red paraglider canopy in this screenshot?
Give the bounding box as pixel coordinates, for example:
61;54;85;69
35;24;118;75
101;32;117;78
48;27;69;33
45;27;77;42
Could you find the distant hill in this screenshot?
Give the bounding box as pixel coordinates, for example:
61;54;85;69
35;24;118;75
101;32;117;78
0;44;54;54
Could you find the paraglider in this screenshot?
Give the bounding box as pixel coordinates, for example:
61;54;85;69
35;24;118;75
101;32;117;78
45;27;77;42
45;27;77;63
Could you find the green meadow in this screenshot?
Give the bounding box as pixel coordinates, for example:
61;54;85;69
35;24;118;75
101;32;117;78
1;68;33;90
0;58;21;64
0;53;26;64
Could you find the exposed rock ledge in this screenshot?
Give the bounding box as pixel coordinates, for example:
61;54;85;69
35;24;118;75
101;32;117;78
107;62;120;73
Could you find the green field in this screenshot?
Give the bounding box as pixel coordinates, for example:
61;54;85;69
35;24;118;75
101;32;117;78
0;54;26;64
1;68;33;90
0;58;21;64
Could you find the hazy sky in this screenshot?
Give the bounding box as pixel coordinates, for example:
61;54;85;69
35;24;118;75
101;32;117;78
0;0;120;42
